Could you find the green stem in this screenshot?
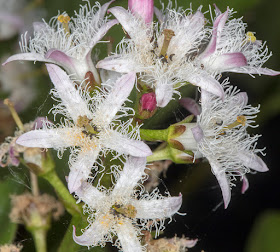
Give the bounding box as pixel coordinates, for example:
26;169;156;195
41;170;82;217
31;228;47;252
147;146;171;162
140;128;169;141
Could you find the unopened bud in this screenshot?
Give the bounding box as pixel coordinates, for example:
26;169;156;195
138;92;157;119
167;116;200;152
128;0;154;24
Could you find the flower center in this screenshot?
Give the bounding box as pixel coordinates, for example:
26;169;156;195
77;115;100;139
57;14;71;36
110;203;137;219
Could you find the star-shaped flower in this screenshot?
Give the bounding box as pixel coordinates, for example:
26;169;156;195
16;64;152;193
174;80;268;208
3;1;118;83
73;157;182;251
197;6;280;76
97;6;224;107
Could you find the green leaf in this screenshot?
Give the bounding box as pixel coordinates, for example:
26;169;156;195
245;210;280;252
0;172;25;244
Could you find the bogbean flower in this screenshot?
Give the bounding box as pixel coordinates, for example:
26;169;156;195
3;1;118;84
171;80;268;208
97;6;224;107
16;64;152;193
196;6;280;76
73;157;182;251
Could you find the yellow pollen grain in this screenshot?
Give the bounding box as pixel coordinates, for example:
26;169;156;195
57;15;70;24
246;32;256;43
236;115;247;126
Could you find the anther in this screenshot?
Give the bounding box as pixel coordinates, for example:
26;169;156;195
58;14;71;36
246;32;256;43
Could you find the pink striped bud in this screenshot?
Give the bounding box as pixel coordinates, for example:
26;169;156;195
138;92;157;119
128;0;154;24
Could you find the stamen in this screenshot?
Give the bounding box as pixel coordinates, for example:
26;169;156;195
246;32;256;43
4;99;24;131
220;115;247;133
58;14;71;36
160;29;175;59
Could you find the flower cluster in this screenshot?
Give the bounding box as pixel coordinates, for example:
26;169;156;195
1;0;279;251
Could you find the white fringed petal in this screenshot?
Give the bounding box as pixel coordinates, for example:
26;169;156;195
75;181;105;207
96;56;138;73
2;52;50;66
238;152;268;172
210;160;231;209
187;72;224;100
208;52;247;71
112;157;147;197
102;130;152;157
132;194;182;219
95;72;136;125
109;6;138;38
155;81;174;108
115;221;143;252
16;128;69;148
68;149;99;193
46;64;92;122
73;219;109;247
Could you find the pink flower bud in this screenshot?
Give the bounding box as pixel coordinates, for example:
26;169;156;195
128;0;154;24
140;92;157;111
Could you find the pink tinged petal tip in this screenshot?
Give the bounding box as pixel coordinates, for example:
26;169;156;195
238;152;268;172
211;53;247;71
241;175;249;194
73;222;107;247
187;73;225;101
32;117;47;130
191;125;204;143
45;64;92;122
96;56;136;73
210;161;231;208
128;0;154;24
200;8;229;58
2;53;47;66
108;6;138;38
16;129;68;148
45;49;76;70
230;67;280;76
180;98;201;116
184;239;198;248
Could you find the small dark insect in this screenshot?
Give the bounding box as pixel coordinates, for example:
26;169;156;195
169;54;175;61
